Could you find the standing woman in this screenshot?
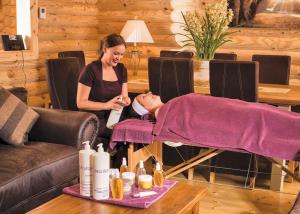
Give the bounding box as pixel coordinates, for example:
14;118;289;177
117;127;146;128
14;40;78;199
77;33;131;145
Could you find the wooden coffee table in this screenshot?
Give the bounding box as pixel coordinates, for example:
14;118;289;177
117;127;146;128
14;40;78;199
28;180;207;214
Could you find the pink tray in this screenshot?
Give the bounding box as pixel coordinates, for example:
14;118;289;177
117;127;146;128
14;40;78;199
63;180;177;208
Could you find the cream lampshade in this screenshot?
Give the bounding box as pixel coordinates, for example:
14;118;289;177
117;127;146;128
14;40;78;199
120;19;154;76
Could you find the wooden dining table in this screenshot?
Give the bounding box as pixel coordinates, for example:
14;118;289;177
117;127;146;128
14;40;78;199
127;78;300;192
127;78;300;106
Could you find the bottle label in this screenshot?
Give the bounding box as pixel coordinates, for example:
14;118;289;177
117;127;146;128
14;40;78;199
80;165;92;196
93;168;110;199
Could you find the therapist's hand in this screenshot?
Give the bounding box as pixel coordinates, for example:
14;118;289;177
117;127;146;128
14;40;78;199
120;96;131;106
106;96;123;111
115;96;131;107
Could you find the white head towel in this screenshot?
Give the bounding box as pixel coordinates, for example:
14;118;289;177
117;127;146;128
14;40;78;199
132;98;149;116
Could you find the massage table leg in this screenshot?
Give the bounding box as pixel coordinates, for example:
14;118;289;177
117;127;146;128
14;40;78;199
165;149;223;179
188;168;194;180
127;141;162;172
266;157;300;191
287;161;295;183
248;154;258;189
208;158;216;183
271;105;292;190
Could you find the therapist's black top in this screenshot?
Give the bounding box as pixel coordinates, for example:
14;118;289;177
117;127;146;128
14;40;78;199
79;60;127;137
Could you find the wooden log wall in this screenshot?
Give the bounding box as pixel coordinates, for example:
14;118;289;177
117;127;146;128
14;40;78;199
97;0;179;78
0;0;100;107
0;0;16;35
32;0;100;107
0;0;16;43
0;0;299;107
0;2;3;35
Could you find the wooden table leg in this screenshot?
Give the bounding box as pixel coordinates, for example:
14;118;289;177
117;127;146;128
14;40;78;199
192;200;201;214
287;161;295;183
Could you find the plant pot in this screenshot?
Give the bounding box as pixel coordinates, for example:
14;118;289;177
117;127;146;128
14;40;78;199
194;60;210;82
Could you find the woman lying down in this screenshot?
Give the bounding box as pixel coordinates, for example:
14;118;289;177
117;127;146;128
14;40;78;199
111;92;300;161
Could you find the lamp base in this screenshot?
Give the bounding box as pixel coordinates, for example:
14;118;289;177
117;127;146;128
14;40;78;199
130;49;141;76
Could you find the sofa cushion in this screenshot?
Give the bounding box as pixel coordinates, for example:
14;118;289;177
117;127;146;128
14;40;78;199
0;142;79;213
0;87;39;145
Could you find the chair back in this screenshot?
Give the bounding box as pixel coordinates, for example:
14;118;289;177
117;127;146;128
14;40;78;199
160;50;194;58
214;52;237;60
58;51;86;71
209;60;258;102
148;57;194;102
252;54;291;85
46;58;80;111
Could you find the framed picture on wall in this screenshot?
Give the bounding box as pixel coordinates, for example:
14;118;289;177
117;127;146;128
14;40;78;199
228;0;300;28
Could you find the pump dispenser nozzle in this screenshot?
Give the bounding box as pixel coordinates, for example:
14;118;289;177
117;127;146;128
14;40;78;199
139;160;144;168
120;157;128;175
155;162;161;171
122;157;127;166
82;141;91;150
97;143;104;152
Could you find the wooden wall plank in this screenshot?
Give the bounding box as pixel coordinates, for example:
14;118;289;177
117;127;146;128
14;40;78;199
98;10;171;22
39;40;99;53
39;14;99;27
98;0;171;11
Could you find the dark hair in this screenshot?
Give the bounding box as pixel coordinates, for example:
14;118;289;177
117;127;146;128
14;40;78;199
127;105;143;119
98;33;126;58
127;105;156;121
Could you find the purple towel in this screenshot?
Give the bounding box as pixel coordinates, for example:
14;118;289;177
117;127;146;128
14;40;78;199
112;94;300;161
110;119;154;149
63;180;177;208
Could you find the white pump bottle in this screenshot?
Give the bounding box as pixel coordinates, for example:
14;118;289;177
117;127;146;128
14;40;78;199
106;96;123;129
79;141;95;197
91;143;110;200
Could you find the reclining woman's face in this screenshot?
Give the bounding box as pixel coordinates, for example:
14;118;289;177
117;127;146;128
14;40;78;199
136;92;163;113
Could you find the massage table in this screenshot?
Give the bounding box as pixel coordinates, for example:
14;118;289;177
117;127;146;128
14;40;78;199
111;118;300;188
111;94;300;188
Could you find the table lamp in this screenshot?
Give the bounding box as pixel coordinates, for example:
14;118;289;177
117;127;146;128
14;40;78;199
120;19;154;76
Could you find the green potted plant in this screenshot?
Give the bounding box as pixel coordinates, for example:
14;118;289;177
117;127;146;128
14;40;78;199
179;0;233;81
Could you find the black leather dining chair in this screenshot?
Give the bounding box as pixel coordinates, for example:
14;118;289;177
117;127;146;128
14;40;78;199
148;57;194;102
209;60;258;102
58;51;86;71
46;57;80;111
46;57;113;151
160;50;194;59
209;59;259;187
252;54;291;85
214;52;237;60
148;56;198;168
